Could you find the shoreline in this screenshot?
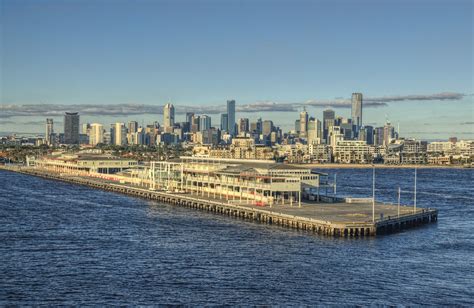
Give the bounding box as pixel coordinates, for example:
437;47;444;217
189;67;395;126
292;164;469;169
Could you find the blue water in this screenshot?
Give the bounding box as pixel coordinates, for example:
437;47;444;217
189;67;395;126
1;168;473;305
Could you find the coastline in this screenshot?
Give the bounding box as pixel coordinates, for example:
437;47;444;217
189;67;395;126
292;164;469;169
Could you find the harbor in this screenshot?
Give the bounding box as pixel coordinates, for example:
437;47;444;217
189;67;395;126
1;155;438;236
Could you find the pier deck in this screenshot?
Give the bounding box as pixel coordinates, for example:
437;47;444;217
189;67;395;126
1;166;438;236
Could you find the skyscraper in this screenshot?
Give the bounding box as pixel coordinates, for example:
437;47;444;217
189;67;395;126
227;100;236;135
199;115;211;131
64;112;80;144
323;109;335;143
45;118;54;145
89;123;104;145
238;118;249;134
307;118;322;145
351;93;363;135
220;114;228;132
128;121;138;134
262;120;274;137
163;103;175;131
114;123;127;146
185;112;194;125
299;108;308;137
383;121;395;147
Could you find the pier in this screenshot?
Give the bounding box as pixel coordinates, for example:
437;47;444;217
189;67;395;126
1;165;438;237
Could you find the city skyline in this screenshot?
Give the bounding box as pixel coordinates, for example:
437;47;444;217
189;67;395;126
1;0;472;139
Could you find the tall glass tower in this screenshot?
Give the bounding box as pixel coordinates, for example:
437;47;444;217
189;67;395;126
226;100;236;135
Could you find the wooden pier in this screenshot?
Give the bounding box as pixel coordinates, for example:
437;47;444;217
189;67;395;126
1;166;438;237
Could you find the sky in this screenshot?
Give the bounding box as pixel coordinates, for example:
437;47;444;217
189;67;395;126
0;0;473;139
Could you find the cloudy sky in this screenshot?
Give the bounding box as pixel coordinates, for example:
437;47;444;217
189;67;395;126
1;0;473;139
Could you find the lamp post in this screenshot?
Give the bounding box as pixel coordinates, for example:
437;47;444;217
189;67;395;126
372;166;375;223
414;167;417;213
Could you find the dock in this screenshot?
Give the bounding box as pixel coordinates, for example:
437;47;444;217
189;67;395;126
1;166;438;237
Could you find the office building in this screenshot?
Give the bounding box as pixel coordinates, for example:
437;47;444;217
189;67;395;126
89;123;104;146
64;112;80;145
307;118;322;145
163;103;175;131
351;93;363;135
227;100;236;135
238;118;249;134
128;121;138;134
114;123;127;146
199;115;212;131
323;109;335;142
221;113;228;132
45;119;54;145
299;108;308;137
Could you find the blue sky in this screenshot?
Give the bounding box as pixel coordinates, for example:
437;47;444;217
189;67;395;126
1;0;473;139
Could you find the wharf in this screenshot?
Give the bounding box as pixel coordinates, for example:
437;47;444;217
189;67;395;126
1;166;438;237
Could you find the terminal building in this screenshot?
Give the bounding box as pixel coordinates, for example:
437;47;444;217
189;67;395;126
148;157;329;207
29;154;138;174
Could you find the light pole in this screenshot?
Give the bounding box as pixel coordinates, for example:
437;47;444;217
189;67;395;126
414;167;417;213
398;186;401;218
372;165;375;223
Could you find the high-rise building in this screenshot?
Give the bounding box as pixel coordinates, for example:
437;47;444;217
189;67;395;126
199;115;211;131
307;118;322;145
238;118;249;134
351;93;363;134
262;120;274;137
299;108;308;137
220;114;228;132
186;112;194;125
359;126;374;145
89;123;104;145
163;103;175;131
323;109;335;143
295;119;300;133
374;127;384;146
45;119;54;145
227;100;236;135
383;122;395;147
252;118;262;134
114;123;127;146
64;112;80;144
128;121;138;134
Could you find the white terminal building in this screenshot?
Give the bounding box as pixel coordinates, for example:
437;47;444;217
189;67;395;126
149;157;329;207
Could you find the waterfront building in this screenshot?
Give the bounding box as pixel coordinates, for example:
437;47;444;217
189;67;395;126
220;113;228;132
163;103;175;132
64;112;80;145
308;144;332;163
299;108;309;137
401;139;428;164
89;123;104;146
333;140;370;164
227;100;236;135
351;93;363;135
149;157;327;207
32;153;138;174
45;119;54;145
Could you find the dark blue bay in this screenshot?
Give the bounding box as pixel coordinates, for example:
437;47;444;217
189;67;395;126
0;168;473;305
